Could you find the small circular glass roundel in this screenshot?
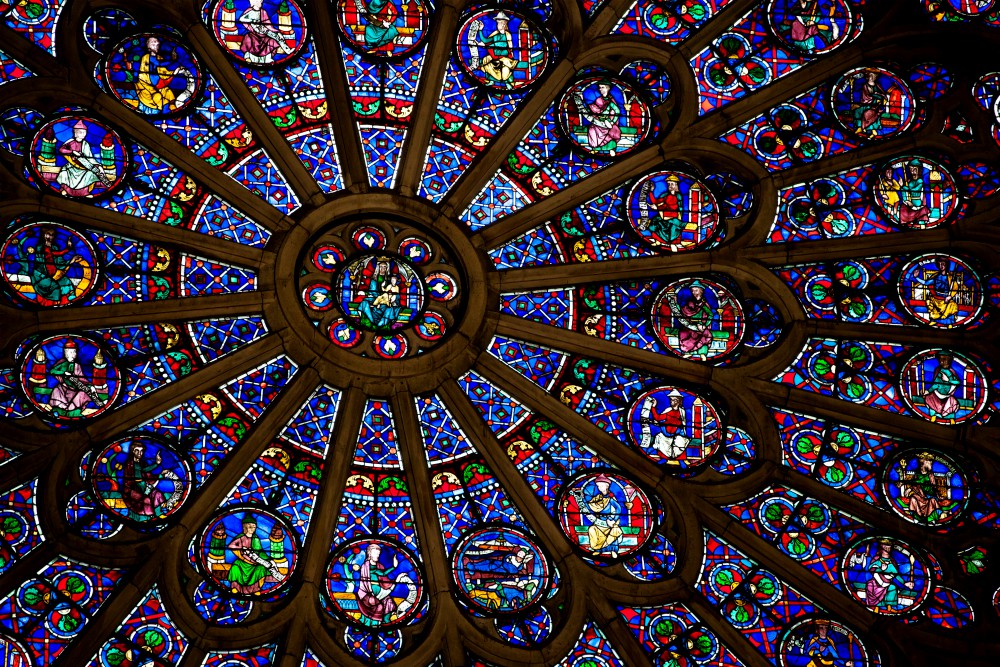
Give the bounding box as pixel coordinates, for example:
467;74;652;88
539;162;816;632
651;278;745;361
557;472;656;560
778;618;869;667
89;436;192;525
199;508;298;598
838;536;932;615
335;254;426;332
626;171;722;252
452;526;550;615
325;538;424;628
767;0;855;56
335;0;430;58
897;253;983;328
831;67;917;141
897;349;987;425
873;156;958;230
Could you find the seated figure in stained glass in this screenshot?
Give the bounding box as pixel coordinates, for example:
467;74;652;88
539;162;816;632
2;223;97;307
574;80;622;154
106;35;199;115
23;336;117;420
203;509;296;597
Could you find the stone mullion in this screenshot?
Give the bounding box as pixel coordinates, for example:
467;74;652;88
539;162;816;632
0;449;54;492
583;0;640;41
473;352;671;495
391;390;474;665
50;553;161;667
693;496;878;632
390;391;454;598
742;376;961;448
742;229;963;266
152;368;323;646
587;593;656;667
176;646;208;667
0;541;60;606
394;1;462;195
0;23;65;78
474;143;662;249
805;320;996;356
495;249;743;292
435;380;575;563
673;0;767;62
293;387;365;667
23;292;266;337
0;195;267;268
768;132;958;193
81;332;285;441
303;0;370;190
682;586;785;667
437;377;608;665
295;385;363;585
439;57;578;216
173;366;319;534
495;248;813;328
495;313;714;384
277;619;307;667
183;24;325;207
88;91;290;231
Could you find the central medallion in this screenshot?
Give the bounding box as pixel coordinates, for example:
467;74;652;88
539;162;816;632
334;253;426;333
295;213;468;362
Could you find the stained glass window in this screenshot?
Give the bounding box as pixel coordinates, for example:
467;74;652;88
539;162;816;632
0;0;997;665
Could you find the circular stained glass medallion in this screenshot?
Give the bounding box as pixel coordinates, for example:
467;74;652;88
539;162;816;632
898;349;988;424
778;618;868;667
831;67;917;140
557;471;656;561
103;33;204;116
1;221;99;307
208;0;309;67
29;116;128;199
452;525;550;615
626;171;722;251
557;75;653;157
19;334;120;422
627;386;722;467
324;537;424;628
839;536;933;616
89;436;192;525
650;277;745;361
456;9;550;90
897;253;983;328
199;507;298;599
334;253;426;332
873;156;959;230
767;0;855;55
335;0;430;58
882;449;970;527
